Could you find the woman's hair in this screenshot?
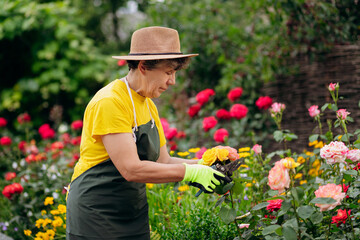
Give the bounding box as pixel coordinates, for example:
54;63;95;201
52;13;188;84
127;57;191;71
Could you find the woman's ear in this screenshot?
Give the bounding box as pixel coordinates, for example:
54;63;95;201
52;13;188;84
138;60;146;75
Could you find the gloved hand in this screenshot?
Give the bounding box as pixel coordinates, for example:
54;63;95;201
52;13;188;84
181;163;227;193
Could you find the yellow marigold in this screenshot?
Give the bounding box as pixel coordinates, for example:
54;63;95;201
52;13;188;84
281;157;300;169
146;183;154;189
300;180;307;185
238;152;250;158
57;204;66;214
170;150;174;155
245;183;252;187
44;197;54;206
294;173;303;179
178;185;190;192
188;148;200;153
63;224;66;229
312;159;321;168
215;148;229;161
52;216;64;228
46;229;55;239
238;147;250;152
24;230;32;236
41;210;47;216
314;141;325;148
202;148;218;166
338;135;342;140
177;196;182;201
240;164;249;168
308;169;316;177
35;219;44;228
308;140;318;147
305;151;314;156
177;151;190;157
50;210;60;215
42;218;52;228
297;156;306;164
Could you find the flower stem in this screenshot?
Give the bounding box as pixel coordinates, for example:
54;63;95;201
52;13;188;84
348;212;355;239
341;121;351;147
230;191;242;238
317;116;323;136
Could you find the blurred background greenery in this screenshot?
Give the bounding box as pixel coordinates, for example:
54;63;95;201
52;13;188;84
0;0;359;148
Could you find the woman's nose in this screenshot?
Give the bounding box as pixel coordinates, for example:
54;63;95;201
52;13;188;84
168;73;176;85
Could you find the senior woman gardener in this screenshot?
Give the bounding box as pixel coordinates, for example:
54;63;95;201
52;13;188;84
66;26;227;239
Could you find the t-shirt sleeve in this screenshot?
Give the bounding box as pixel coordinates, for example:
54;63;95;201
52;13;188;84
89;97;133;142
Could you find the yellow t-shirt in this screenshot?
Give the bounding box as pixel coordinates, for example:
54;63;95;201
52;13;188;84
71;79;166;182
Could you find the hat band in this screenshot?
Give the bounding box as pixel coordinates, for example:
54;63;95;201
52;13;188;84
128;52;183;56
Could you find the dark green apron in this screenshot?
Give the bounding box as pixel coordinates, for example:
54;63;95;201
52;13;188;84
67;78;161;239
66;120;160;239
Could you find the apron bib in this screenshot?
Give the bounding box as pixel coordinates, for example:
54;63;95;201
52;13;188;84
66;78;160;239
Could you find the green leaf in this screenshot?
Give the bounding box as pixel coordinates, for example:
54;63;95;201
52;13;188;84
252;202;269;211
348;187;360;198
283;218;298;231
219;205;236;224
232;180;244;196
215;195;226;208
291;188;299;203
310;212;323;224
310;197;336;204
344;170;358;176
262;224;281;235
321;103;329;112
278;200;292;217
309;134;319;142
297;205;315;219
282;226;297;240
331;104;338;111
274;130;284;142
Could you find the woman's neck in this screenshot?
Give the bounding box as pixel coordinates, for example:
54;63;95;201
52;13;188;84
126;71;145;97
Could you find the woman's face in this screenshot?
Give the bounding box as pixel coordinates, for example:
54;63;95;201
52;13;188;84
139;63;176;98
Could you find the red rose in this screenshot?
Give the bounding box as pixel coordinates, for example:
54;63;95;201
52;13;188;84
202;116;218;132
256;96;273;110
5;172;16;181
176;131;186;139
165;128;178;140
332;209;350;227
2;184;15;199
51;141;65;151
71;120;83;130
17;113;31;124
213;128;229;143
61;133;71;144
12;183;23;193
266;199;283;212
71;136;81;145
196;89;215;106
230;104;248;119
0;136;12;146
25;154;37;163
188;104;201;118
227;87;243;102
18;141;27;151
216;109;231;120
342;184;349;198
169;141;177;151
117;60;127;66
38;124;55;139
0;117;7;127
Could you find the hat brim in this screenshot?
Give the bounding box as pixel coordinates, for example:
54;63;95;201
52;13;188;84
112;53;198;61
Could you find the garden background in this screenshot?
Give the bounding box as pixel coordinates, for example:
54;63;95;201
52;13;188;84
1;0;360;239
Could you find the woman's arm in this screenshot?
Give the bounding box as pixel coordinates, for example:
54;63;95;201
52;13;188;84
157;145;199;164
101;132;186;183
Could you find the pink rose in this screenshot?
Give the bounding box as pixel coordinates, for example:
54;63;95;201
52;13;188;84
308;105;320;118
252;144;262;155
266;199;283;212
216;109;231;120
347;149;360;162
71;120;83;130
314;183;345;211
269;102;285;117
195;147;207;159
202;116;218;132
230;104;248;119
216;145;239;161
255;96;273;110
213;128;229;143
336;109;350;120
188;104;201;118
328;83;338;91
196;89;215;106
227;87;243;102
165;128;178;140
160;118;169;133
0;117;7;127
239;224;250;229
320;141;349;164
0;136;12;146
268;161;290;193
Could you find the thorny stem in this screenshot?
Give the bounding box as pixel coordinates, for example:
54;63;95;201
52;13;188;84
316;116;323;136
326;213;331;240
289;175;301;239
230;191;242;238
341;121;351;147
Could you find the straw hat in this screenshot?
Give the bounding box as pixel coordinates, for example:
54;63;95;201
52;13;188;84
112;26;198;60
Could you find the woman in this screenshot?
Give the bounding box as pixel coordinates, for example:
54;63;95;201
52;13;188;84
66;26;227;240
